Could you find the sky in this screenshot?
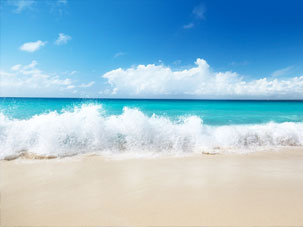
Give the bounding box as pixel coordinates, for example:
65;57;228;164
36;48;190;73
1;0;303;99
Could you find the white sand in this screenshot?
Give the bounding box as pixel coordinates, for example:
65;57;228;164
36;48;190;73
1;149;303;226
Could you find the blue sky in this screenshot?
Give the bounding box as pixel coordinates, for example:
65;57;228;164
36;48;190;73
1;0;303;98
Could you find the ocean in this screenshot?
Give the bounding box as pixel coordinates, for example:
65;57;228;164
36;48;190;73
1;98;303;159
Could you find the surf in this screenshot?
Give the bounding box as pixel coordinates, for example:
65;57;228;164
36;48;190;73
0;104;302;159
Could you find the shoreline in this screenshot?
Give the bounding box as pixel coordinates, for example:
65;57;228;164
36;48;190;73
2;146;302;161
1;149;303;226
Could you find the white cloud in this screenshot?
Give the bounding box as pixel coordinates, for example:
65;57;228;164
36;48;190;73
0;61;98;97
0;61;77;97
9;0;34;13
24;60;38;69
79;81;95;88
183;23;194;29
272;66;293;77
66;85;75;89
20;40;46;52
11;64;22;71
55;33;71;45
0;71;14;77
102;58;303;99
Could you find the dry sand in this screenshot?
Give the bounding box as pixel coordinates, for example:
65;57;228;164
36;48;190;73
1;149;303;226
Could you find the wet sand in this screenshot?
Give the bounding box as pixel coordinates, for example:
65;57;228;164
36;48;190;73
1;149;303;226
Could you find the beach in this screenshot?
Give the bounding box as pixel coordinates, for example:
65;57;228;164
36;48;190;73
1;148;303;226
2;0;303;225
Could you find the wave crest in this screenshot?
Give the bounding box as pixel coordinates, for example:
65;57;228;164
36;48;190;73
0;104;302;159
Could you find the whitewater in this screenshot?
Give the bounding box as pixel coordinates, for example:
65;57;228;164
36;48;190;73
1;98;303;159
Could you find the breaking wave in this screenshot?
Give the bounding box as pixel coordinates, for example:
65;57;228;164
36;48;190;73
0;104;302;159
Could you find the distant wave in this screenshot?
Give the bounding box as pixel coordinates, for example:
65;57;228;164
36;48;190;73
0;104;302;159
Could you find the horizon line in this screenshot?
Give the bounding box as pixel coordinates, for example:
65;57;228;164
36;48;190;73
1;97;303;101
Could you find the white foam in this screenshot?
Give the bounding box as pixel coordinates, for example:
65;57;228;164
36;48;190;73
0;104;302;159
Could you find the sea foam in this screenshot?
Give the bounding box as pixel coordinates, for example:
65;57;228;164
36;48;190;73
0;104;302;159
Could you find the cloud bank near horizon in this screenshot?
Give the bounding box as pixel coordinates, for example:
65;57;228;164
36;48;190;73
102;58;303;99
1;58;303;99
0;61;94;97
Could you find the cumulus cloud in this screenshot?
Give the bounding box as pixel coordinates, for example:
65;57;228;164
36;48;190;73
0;61;98;97
20;40;46;52
102;58;303;99
0;61;76;97
55;33;71;45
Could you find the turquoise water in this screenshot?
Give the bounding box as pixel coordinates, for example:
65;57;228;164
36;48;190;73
1;98;303;125
0;98;303;159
